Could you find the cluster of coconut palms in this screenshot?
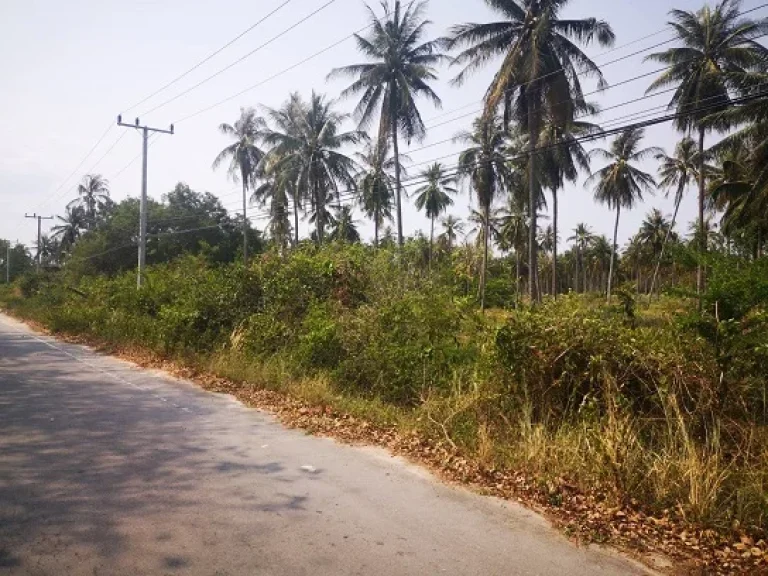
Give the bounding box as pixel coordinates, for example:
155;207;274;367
207;0;767;306
41;174;113;265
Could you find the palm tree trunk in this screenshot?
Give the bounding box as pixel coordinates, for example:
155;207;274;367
515;250;521;306
391;120;404;249
429;216;435;271
527;99;539;303
697;125;706;301
292;188;300;247
648;193;682;302
374;213;380;249
241;177;249;266
607;205;620;303
575;247;580;294
552;189;558;298
315;180;324;244
481;205;489;313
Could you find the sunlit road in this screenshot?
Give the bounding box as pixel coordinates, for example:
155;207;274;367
0;313;650;576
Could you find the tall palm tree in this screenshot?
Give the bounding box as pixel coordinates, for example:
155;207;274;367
587;235;613;293
499;197;528;301
638;209;673;263
51;205;88;255
538;115;596;297
469;208;502;297
646;0;768;295
649;137;699;296
70;174;110;230
36;235;57;268
329;205;361;244
439;215;464;253
587;127;660;302
445;0;615;302
329;0;445;248
709;94;768;258
253;175;292;252
413;163;458;267
213;107;266;265
457;114;512;311
262;92;365;243
261;94;310;247
355;141;402;247
568;223;594;293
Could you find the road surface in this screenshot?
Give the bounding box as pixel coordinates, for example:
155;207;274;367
0;314;651;576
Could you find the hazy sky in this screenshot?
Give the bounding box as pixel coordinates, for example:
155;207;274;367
1;0;761;252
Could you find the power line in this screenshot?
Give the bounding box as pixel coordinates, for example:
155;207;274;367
122;0;295;113
174;20;377;125
140;0;339;118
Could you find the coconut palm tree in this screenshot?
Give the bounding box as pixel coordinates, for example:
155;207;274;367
709;97;768;258
445;0;615;302
568;223;594;293
329;0;446;248
252;175;292;252
587;235;614;293
468;208;503;297
70;174;110;230
648;137;700;297
413;163;458;267
456;114;512;311
538;115;596;296
355;142;402;247
329;205;361;244
587;127;660;302
35;235;58;268
639;209;673;261
51;205;88;255
213;107;266;265
262;92;365;243
439;215;464;253
499;197;528;301
646;0;768;295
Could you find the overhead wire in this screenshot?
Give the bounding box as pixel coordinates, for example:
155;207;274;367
122;0;295;113
139;0;340;118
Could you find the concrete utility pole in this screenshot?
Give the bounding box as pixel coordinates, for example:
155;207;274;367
25;214;54;272
5;241;11;283
117;115;174;289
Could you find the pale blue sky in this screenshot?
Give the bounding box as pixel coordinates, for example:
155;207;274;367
1;0;761;251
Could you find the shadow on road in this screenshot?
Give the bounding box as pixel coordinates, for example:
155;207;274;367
0;332;305;573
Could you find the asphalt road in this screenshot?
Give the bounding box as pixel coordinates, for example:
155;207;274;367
0;314;651;576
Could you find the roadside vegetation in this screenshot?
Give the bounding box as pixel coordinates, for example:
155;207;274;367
3;0;768;570
3;244;767;540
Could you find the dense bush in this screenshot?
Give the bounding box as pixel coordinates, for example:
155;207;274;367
494;298;718;421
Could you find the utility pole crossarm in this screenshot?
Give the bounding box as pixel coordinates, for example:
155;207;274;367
117;116;175;135
116;115;175;289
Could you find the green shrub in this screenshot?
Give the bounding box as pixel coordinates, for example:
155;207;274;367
494;296;717;421
296;302;344;371
335;289;480;405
